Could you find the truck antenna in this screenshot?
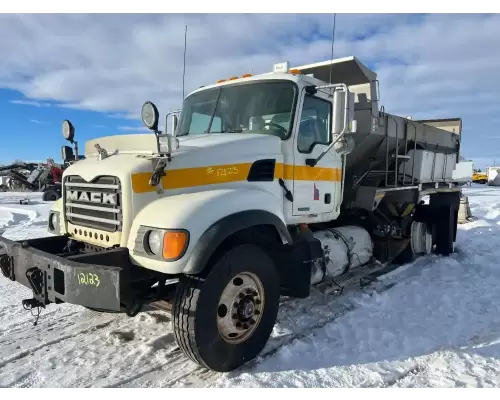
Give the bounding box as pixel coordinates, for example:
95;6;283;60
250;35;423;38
182;25;188;102
328;13;337;84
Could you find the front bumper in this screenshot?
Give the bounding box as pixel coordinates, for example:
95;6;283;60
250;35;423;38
0;235;135;312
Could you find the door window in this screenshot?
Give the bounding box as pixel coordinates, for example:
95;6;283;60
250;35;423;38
297;95;332;153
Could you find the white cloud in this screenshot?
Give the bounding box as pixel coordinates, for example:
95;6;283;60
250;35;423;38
29;119;47;124
118;125;150;133
1;13;499;161
10;99;52;107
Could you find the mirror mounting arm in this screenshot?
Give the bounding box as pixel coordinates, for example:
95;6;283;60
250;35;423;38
73;140;79;161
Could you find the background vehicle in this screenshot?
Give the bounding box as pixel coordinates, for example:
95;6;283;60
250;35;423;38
486;166;500;186
472;169;487;184
0;56;467;372
0;160;62;200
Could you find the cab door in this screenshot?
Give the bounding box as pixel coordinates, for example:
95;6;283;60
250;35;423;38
292;90;343;217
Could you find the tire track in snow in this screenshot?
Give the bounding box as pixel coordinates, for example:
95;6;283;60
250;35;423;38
0;320;114;369
115;270;411;388
0;308;182;388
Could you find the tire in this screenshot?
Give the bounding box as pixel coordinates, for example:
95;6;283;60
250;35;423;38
173;244;280;372
0;184;8;192
435;206;455;256
42;189;60;201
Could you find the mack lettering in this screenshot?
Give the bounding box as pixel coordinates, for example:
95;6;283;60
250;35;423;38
66;191;117;206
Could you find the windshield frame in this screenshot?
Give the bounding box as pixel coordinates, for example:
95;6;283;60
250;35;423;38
176;79;300;140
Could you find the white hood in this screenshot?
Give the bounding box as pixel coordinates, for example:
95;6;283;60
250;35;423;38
74;132;283;184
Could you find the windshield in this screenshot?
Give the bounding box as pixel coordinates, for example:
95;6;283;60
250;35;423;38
176;80;297;138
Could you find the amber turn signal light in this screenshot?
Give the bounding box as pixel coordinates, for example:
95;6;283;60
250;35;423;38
162;231;189;260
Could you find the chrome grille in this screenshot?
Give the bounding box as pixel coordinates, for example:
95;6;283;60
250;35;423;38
64;175;122;232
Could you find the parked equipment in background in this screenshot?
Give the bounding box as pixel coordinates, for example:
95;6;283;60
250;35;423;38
0;161;62;200
486;166;500;186
472;169;488;184
0;123;84;201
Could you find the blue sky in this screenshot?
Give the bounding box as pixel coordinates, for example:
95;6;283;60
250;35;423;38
1;88;137;162
1;88;147;162
1;13;499;168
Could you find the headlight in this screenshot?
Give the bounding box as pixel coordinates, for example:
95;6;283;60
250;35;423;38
141;228;190;260
147;230;163;255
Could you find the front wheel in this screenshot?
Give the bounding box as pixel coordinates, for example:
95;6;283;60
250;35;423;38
172;244;280;372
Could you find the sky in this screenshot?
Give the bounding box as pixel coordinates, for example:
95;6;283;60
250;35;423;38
1;13;499;168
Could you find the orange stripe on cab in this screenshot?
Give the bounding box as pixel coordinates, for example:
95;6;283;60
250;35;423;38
132;162;342;193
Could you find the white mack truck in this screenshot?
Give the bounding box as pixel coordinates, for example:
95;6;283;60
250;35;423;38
0;56;464;372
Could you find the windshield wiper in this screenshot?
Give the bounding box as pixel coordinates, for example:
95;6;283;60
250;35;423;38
220;129;243;133
205;89;223;134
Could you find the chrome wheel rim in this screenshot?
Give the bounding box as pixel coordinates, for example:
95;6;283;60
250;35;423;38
216;272;265;344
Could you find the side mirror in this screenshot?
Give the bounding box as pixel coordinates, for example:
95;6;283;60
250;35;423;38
61;145;75;162
165;112;179;135
332;89;356;135
141;101;160;132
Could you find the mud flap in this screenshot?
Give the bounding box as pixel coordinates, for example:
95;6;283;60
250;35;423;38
274;238;323;299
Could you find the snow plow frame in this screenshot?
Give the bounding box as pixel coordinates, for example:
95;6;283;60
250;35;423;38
0;235;161;313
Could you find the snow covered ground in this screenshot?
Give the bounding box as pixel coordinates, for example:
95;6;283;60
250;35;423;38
2;186;500;388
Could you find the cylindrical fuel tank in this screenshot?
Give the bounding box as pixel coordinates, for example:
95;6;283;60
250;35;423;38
310;225;373;285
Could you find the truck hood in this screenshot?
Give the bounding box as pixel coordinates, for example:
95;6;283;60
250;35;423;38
70;132;283;184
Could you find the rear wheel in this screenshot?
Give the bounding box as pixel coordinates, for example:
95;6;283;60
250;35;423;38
173;244;280;372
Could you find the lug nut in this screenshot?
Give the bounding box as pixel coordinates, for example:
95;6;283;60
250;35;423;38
239;293;245;298
236;322;242;328
242;323;249;330
233;302;239;308
249;319;255;325
232;314;238;319
255;310;260;315
255;299;261;305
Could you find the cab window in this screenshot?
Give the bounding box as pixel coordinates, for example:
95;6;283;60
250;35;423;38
297;95;332;153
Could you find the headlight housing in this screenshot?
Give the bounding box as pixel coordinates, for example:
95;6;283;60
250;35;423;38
48;211;60;234
142;228;189;261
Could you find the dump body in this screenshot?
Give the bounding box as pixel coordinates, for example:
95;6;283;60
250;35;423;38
294;57;461;204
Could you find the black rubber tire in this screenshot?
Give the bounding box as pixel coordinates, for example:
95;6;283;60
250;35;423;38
42;189;60;201
435;206;455;256
172;244;280;372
